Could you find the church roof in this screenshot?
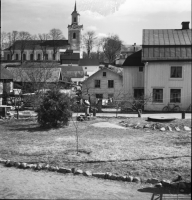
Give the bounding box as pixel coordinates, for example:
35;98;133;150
4;40;69;51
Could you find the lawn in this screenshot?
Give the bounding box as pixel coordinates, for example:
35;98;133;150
0;116;191;182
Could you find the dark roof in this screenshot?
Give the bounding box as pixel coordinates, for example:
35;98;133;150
79;59;100;66
4;40;69;50
0;66;13;79
60;66;84;78
142;29;192;61
122;50;144;67
60;53;80;60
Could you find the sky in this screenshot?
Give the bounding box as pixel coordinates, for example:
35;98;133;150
1;0;191;45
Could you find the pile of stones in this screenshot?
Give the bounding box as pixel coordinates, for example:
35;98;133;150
0;158;191;192
76;114;92;121
119;121;191;132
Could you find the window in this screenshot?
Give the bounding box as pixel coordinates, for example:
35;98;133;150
103;72;106;77
95;80;100;88
7;54;10;60
153;89;163;103
44;54;48;60
170;89;181;103
171;66;182;78
139;67;143;72
73;33;76;39
108;80;114;88
96;94;103;99
74;17;77;23
134;89;144;99
37;54;41;60
15;54;19;60
23;54;26;60
30;54;33;61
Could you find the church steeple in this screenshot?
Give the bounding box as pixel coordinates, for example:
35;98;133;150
74;1;76;12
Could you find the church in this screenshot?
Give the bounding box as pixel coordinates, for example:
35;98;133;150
3;2;84;62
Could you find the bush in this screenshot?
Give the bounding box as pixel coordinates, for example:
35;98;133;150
36;88;72;128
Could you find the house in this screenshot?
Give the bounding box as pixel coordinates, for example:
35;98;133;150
122;50;145;98
115;43;142;66
82;66;123;104
3;2;83;62
60;65;84;86
122;21;192;111
7;66;63;93
0;66;14;105
79;58;100;77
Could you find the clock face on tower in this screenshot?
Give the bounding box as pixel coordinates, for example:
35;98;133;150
72;24;78;29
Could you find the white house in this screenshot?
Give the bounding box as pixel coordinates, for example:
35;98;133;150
122;21;192;111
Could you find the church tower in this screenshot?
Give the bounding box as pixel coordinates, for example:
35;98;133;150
68;2;83;58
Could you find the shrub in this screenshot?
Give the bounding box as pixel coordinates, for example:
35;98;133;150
36;88;72;128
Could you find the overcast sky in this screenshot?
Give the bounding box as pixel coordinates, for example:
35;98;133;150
1;0;191;45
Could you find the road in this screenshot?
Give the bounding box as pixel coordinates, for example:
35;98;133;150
0;165;152;199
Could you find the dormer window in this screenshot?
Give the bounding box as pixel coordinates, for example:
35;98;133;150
73;33;76;39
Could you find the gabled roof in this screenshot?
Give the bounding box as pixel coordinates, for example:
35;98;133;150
7;67;61;82
4;40;69;51
83;67;122;83
60;66;84;78
79;59;100;66
0;66;13;79
142;29;192;61
122;50;144;67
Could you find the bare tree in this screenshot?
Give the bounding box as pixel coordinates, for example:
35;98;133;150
18;31;31;63
38;33;50;60
102;34;122;63
1;31;8;52
30;34;38;60
49;28;65;60
7;31;19;60
83;31;97;58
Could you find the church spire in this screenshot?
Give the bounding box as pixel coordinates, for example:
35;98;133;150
74;1;76;12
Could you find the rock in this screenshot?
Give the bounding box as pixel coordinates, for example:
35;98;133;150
30;164;37;169
109;174;118;180
0;158;7;164
160;127;166;131
167;126;173;131
127;124;134;127
161;180;171;187
155;183;162;188
43;164;50;170
133;177;140;183
71;168;75;173
48;166;59;171
14;162;21;168
144;124;151;128
92;173;105;179
146;178;159;184
26;164;34;169
83;171;92;176
58;167;72;174
184;126;191;131
126;176;133;182
5;160;11;167
105;172;112;179
20;163;27;169
117;176;127;181
74;169;83;175
175;127;180;131
170;182;179;189
35;163;43;170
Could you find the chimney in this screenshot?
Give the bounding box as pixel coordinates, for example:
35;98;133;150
181;21;190;29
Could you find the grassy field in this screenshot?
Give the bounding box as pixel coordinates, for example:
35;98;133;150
0;116;191;182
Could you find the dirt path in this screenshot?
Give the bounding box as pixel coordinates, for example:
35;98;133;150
0;165;151;199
